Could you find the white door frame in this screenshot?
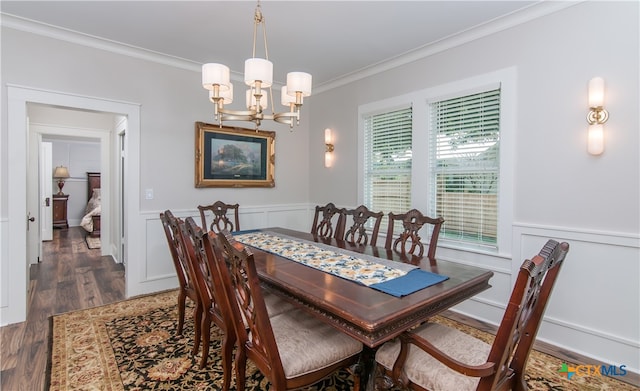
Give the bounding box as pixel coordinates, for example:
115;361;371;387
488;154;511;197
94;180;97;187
30;124;110;258
3;85;141;326
40;141;53;242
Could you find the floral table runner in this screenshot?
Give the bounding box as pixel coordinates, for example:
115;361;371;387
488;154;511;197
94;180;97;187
234;230;448;297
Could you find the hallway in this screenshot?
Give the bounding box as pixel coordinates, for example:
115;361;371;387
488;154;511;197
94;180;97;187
0;227;125;390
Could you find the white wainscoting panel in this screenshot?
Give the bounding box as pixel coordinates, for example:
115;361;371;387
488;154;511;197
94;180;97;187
513;224;640;375
137;204;313;295
135;208;640;377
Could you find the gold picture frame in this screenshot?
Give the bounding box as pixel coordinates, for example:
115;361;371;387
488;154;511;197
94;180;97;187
195;122;275;188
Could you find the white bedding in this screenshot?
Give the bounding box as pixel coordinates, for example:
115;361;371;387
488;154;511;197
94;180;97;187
81;188;101;232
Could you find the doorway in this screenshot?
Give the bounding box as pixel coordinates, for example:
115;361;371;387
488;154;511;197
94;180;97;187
3;85;141;326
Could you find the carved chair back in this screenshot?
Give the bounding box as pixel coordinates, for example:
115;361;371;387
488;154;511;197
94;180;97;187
379;240;569;391
385;209;444;261
198;201;240;233
215;230;288;388
340;205;384;246
311;202;341;239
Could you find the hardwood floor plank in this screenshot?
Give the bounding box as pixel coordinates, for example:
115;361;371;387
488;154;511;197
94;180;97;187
0;227;126;391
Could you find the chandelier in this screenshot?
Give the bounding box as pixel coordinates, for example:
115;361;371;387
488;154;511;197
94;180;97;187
201;1;312;130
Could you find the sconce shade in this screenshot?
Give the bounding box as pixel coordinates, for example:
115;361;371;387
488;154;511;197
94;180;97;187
586;77;608;156
53;166;70;179
325;128;333;144
325;151;334;168
324;128;334;168
588;124;604;155
588;77;605;107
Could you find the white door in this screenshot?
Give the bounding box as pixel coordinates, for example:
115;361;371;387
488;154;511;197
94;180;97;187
40;142;53;241
26;118;41;264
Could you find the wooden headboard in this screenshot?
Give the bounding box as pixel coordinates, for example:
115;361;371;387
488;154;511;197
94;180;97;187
87;172;101;201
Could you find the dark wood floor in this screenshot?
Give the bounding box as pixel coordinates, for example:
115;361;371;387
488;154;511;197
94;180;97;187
0;227;125;391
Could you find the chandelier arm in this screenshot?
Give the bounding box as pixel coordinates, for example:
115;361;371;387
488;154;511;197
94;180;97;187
202;0;309;130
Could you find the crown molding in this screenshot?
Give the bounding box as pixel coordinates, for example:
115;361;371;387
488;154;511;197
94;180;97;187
312;1;581;94
1;13;202;73
2;1;581;94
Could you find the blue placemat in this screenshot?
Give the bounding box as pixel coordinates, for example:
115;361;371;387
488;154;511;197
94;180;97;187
370;269;449;297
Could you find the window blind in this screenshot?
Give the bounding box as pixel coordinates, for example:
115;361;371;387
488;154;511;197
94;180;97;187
364;107;413;231
429;89;500;247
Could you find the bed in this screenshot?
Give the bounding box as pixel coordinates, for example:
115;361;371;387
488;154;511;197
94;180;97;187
80;172;101;238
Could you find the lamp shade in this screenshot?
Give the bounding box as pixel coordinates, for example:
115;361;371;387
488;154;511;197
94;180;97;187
325;128;333;144
245;58;273;88
210;82;234;104
286;72;312;96
588;77;605;107
280;86;297;106
246;89;268;110
53;166;70;179
202;63;231;91
588;124;604;155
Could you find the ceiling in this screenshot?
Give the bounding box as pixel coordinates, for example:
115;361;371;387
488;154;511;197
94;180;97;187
2;1;559;90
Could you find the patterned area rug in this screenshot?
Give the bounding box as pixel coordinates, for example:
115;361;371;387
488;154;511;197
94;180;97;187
46;290;635;390
85;236;101;249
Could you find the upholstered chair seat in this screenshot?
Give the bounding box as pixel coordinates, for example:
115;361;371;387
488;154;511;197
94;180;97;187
270;309;364;379
263;290;296;317
374;240;569;391
376;322;491;391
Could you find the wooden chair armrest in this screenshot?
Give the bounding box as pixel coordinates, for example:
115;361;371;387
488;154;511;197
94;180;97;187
393;329;497;378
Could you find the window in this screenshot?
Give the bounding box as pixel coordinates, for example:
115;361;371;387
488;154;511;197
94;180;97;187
359;68;514;255
428;89;501;248
363;107;413;229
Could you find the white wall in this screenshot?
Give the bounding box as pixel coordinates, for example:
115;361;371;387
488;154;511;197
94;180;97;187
42;136;101;225
309;1;639;374
1;0;638;377
0;19;312;324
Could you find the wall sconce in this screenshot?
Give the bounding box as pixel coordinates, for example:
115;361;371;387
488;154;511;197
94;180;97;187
587;77;609;155
53;165;70;195
324;128;334;168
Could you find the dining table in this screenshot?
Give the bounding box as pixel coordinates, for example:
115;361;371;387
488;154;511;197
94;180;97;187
235;227;494;389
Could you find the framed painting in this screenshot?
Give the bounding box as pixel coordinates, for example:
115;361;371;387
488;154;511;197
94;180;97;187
195;122;275;188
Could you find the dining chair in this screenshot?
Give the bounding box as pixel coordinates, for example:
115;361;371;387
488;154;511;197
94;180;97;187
385;209;445;262
180;217;236;373
374;239;569;391
215;229;363;391
311;202;342;239
159;210;201;340
198;201;240;233
339;205;384;246
181;218;294;371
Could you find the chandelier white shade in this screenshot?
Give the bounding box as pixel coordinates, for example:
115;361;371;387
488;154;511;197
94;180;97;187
202;63;230;91
245;58;273;87
202;1;312;129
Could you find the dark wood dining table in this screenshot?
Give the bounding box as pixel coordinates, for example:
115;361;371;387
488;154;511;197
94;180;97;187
246;227;494;388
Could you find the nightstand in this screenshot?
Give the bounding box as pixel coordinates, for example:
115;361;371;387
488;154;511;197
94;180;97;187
53;194;69;229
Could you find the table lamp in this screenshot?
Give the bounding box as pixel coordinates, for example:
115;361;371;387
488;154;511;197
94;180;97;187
54;166;70;195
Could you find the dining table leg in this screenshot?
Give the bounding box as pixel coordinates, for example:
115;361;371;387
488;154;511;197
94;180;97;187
357;346;377;391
